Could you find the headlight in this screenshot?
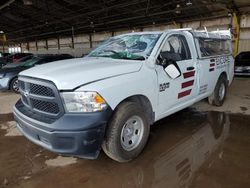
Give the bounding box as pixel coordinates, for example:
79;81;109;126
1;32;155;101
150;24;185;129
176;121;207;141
0;73;5;78
61;92;108;113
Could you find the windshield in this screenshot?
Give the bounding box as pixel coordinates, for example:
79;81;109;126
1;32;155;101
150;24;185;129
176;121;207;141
22;56;41;67
3;55;34;68
16;55;34;63
88;34;161;60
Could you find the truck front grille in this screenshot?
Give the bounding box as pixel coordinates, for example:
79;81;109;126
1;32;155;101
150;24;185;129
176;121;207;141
18;77;64;117
30;83;55;97
30;98;60;114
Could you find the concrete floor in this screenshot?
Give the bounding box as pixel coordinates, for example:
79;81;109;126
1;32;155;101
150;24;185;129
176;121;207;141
0;77;250;188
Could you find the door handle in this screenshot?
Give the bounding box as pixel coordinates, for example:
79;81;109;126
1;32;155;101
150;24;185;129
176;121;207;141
187;66;195;71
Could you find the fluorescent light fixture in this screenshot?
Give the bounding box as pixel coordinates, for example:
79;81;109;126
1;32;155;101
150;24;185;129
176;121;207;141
23;0;33;5
186;0;192;6
175;4;181;14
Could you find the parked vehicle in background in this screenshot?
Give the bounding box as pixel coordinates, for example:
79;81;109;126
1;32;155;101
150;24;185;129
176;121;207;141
10;53;33;63
0;52;11;58
0;53;33;68
3;55;34;68
0;57;8;68
0;53;11;68
13;29;234;162
0;54;73;92
234;51;250;76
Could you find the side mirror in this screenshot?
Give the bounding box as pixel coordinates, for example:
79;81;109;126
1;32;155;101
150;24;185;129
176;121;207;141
164;64;181;79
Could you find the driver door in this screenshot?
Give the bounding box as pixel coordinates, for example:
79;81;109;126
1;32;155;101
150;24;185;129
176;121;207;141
156;33;198;116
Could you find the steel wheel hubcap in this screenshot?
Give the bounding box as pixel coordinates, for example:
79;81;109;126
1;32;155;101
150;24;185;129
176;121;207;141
218;83;225;101
121;115;144;151
13;80;19;91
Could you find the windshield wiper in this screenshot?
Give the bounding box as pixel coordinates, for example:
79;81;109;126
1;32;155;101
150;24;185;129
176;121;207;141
90;51;145;60
103;50;119;55
110;51;145;61
119;56;145;60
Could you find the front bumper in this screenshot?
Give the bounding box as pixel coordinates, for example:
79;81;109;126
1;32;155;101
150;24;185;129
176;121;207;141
0;77;10;90
13;100;112;159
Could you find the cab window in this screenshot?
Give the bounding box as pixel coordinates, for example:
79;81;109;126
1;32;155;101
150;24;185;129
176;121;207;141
198;38;232;57
161;35;191;61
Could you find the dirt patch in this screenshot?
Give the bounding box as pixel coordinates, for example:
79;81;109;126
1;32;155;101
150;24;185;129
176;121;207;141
0;113;14;124
0;121;22;137
45;156;77;167
240;106;248;111
0;123;56;188
0;92;20;114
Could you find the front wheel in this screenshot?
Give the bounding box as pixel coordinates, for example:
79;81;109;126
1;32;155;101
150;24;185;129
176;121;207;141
208;75;228;106
10;78;19;93
102;102;150;162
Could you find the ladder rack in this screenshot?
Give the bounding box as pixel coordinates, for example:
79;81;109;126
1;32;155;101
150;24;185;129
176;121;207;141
166;28;231;39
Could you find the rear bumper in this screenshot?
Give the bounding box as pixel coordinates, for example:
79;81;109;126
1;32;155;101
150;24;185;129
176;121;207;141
234;72;250;76
13;102;112;159
234;66;250;76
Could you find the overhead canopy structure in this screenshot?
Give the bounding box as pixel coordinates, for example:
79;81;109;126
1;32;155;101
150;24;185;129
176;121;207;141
0;0;250;43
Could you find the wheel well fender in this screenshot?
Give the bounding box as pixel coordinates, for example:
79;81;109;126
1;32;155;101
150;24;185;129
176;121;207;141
219;72;229;85
114;95;155;125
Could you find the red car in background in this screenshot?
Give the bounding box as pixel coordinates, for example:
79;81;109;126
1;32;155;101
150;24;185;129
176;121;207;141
8;53;33;63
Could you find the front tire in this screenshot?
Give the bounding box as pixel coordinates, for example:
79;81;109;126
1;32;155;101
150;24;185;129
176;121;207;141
208;75;228;106
10;78;19;93
102;102;150;162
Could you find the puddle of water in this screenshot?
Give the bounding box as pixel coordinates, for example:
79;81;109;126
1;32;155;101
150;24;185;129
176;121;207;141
0;109;249;188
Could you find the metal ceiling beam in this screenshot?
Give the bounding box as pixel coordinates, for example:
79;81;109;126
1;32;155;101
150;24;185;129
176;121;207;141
5;0;149;33
5;0;198;35
7;8;226;42
231;0;240;13
0;0;15;10
1;0;240;42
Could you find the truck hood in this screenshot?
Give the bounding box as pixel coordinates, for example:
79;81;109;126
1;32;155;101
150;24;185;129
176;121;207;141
19;57;143;90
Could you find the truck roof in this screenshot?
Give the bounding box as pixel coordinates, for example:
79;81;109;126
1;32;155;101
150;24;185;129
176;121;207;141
115;31;163;36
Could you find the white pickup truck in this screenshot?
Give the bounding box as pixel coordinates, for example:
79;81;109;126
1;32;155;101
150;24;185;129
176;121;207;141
13;29;234;162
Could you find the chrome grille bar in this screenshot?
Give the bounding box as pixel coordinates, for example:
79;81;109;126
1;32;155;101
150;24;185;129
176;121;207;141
18;77;64;117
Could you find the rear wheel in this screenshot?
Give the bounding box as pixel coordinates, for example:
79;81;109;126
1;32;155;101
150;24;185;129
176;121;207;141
102;102;150;162
208;75;227;106
10;78;19;93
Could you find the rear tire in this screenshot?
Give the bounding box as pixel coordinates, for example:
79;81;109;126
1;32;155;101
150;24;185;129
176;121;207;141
10;78;19;93
208;75;227;106
102;102;150;162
